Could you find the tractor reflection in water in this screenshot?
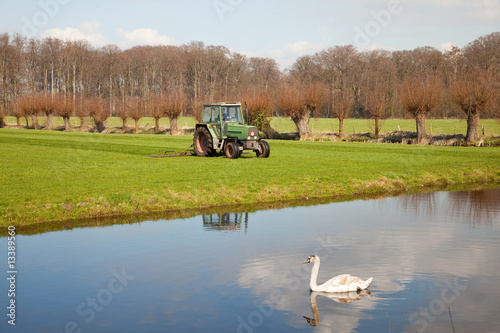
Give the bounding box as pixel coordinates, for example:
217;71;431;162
202;212;249;232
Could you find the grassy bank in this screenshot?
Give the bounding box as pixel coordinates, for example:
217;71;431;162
1;128;499;226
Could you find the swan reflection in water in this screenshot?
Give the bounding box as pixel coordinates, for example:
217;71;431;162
303;290;372;327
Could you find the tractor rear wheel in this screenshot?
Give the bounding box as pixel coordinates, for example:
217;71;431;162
256;140;270;158
193;126;215;157
224;141;239;159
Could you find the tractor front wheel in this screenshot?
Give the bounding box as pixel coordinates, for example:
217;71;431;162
193;126;215;157
224;141;239;159
256;140;270;158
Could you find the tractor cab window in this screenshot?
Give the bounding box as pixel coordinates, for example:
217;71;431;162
221;106;243;123
211;107;220;122
202;106;211;123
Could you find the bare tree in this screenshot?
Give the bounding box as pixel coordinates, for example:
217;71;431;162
463;32;500;75
123;96;145;134
276;82;325;138
451;71;493;142
84;97;108;133
36;94;56;130
240;90;271;129
331;89;354;139
55;94;74;131
240;90;279;138
16;95;39;129
277;83;306;137
150;95;163;134
364;87;389;138
12;103;25;127
116;98;129;132
399;76;441;142
158;91;187;134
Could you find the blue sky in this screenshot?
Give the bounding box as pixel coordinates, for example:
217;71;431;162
1;0;499;68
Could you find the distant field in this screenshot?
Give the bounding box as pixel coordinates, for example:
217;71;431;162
4;116;500;136
1;128;499;226
271;117;500;136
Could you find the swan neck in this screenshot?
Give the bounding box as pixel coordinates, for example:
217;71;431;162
310;260;320;290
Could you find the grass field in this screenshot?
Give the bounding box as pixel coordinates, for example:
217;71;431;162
1;128;499;226
4;116;500;136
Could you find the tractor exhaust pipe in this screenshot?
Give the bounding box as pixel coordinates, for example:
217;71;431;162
245;102;249;125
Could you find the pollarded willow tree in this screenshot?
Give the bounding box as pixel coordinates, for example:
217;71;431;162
364;87;389;139
451;71;493;142
240;90;272;134
84;97;108;133
124;96;146;134
16;95;39;129
331;89;354;139
55;94;74;131
399;76;441;142
276;82;326;139
158;90;187;134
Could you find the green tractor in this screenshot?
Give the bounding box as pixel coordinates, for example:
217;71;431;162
193;102;270;159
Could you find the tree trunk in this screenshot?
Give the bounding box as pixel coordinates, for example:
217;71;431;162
16;116;21;127
96;121;105;133
465;111;480;142
169;117;178;135
134;119;139;134
291;109;310;139
121;118;127;132
374;117;380;139
415;113;426;142
31;114;40;130
63;116;71;131
0;119;5;128
338;118;344;139
155;117;160;134
45;112;53;130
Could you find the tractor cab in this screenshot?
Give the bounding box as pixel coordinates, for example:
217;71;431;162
193;102;270;159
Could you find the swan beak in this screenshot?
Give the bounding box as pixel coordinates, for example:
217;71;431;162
303;258;311;264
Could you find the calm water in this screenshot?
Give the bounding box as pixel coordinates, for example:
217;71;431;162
1;188;500;333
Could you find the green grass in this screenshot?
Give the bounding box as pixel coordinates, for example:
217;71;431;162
1;128;499;226
5;116;500;136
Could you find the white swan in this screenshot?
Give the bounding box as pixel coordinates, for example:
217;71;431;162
303;255;373;293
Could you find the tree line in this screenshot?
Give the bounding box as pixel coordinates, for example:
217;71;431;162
0;31;498;142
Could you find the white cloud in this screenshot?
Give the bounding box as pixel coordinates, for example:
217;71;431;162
41;21;107;46
117;28;176;48
270;41;325;58
360;43;396;52
269;41;325;68
437;42;455;52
